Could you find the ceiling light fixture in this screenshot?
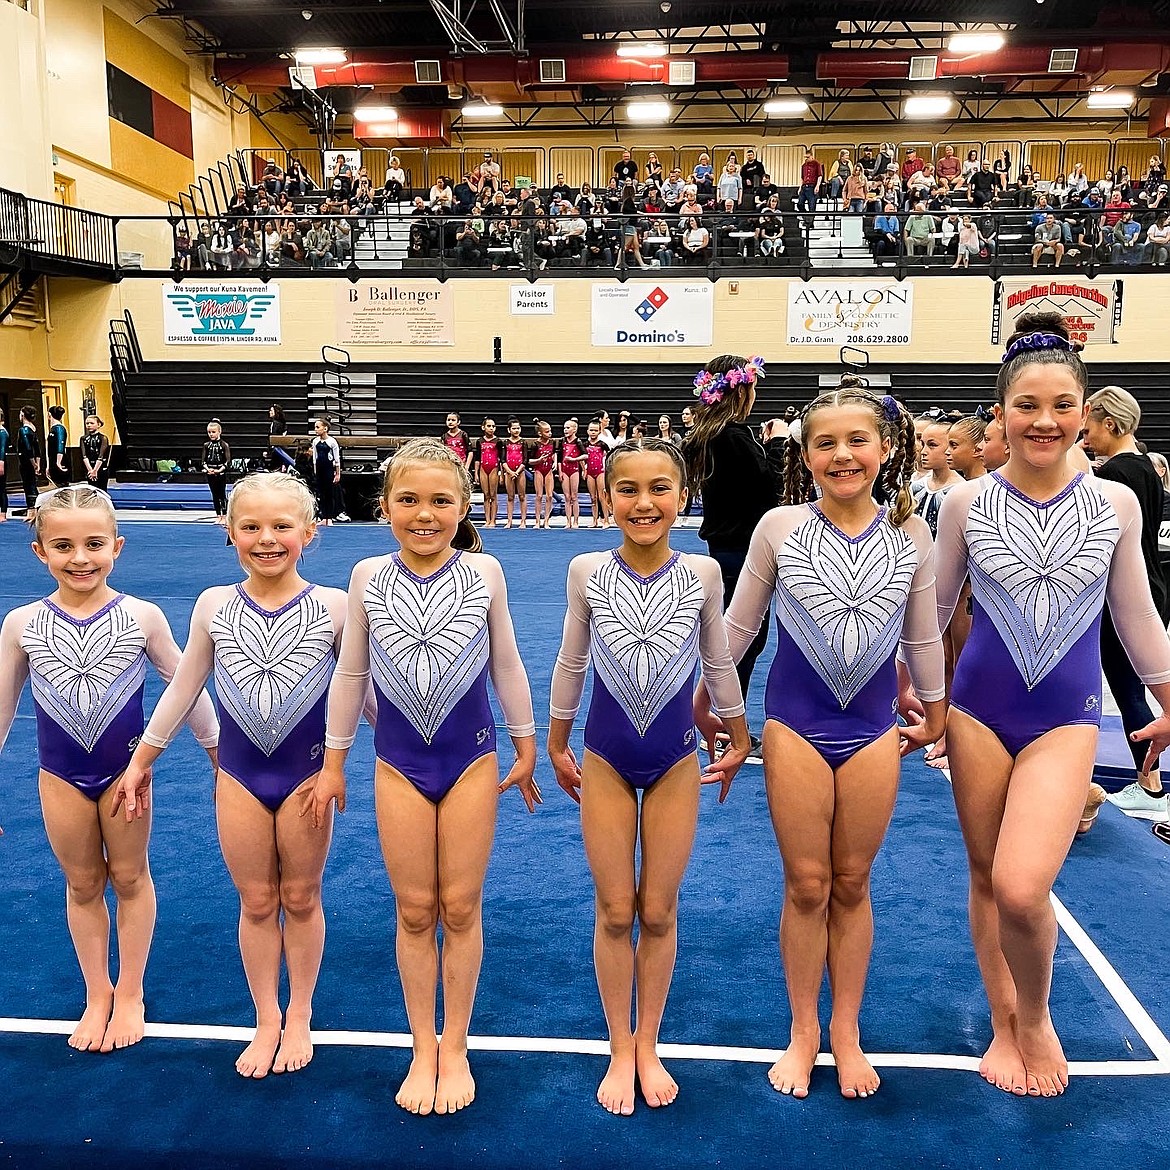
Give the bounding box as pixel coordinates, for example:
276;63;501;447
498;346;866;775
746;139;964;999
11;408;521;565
616;42;668;58
353;105;398;121
626;99;671;121
1086;89;1135;107
364;125;397;136
904;95;954;117
763;98;808;115
294;48;345;64
947;33;1005;53
462;101;505;117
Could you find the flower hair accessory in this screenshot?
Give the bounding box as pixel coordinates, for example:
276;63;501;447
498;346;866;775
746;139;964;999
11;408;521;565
880;394;900;422
693;356;766;405
1002;332;1074;363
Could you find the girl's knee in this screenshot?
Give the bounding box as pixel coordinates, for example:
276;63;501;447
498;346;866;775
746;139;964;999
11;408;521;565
239;882;281;923
106;859;151;901
438;891;482;935
785;873;832;916
596;891;637;936
278;877;322;919
829;870;871;911
992;878;1051;929
397;895;439;936
66;865;109;905
636;892;678;938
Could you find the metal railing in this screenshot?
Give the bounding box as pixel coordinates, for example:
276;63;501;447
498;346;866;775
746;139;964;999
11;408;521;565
0;187;117;269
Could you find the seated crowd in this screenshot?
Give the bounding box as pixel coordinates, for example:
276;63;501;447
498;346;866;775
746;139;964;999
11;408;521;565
173;143;1170;271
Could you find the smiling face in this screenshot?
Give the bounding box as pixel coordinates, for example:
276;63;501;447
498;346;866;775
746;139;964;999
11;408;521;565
998;365;1086;472
384;462;467;568
33;507;124;601
229;492;314;581
605;449;685;550
802;404;888;506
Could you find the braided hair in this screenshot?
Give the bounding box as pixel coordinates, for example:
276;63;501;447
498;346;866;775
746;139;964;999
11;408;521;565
785;374;918;527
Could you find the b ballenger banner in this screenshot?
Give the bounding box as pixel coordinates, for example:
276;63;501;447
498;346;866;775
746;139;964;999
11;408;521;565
992;278;1121;346
591;283;713;346
162;283;281;344
336;282;455;345
786;282;913;347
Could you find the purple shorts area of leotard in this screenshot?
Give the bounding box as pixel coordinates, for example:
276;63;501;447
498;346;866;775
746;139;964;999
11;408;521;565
951;602;1103;758
764;621;898;770
584;673;698;790
372;665;497;802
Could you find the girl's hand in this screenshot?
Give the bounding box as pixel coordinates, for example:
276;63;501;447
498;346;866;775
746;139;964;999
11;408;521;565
498;760;542;813
300;769;345;829
702;741;746;803
548;744;582;803
111;764;153;822
1131;713;1170;776
899;710;944;757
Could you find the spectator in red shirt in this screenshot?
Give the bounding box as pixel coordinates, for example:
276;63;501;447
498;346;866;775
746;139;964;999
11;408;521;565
900;147;923;185
797;145;823;217
1102;190;1131;229
936;145;962;187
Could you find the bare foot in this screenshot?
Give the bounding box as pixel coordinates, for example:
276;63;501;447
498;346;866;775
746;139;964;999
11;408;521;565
979;1029;1028;1095
435;1039;476;1114
236;1022;282;1079
635;1045;679;1107
1078;783;1107;834
273;1012;314;1074
1018;1017;1069;1097
396;1043;439;1115
598;1049;636;1115
100;992;145;1052
69;991;114;1052
830;1024;880;1099
768;1030;820;1097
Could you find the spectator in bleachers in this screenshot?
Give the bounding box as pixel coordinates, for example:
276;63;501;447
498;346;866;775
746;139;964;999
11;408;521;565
547;172;574;206
279;221;305;266
487;217;516;270
678;189;704;224
174;223;192;271
231;218;261;269
1030;194;1054;227
992;148;1012;190
797;145;823;218
716;160;742;206
827;149;853;200
642;186;663;216
227;184;253;219
1066;162;1089;200
263;221;281;266
602;178;623;213
648;218;675;266
1098;168;1116;198
645;152;665;186
960;148;980;189
1103;187;1130;229
559;201;587;263
754;172;779;208
1144;154;1167;191
1032;213;1065;267
455;217;484;267
574;182;597;214
260;159;283;197
1048;173;1069;205
936;144;962;188
479;150;502;195
903;203;936;259
613;149;638;185
1116;165;1135;201
383;155;406;204
716;198;744;260
741;149;765;205
274;191;295;226
871;202;900;258
842;167;868;213
192;221;213;269
209;221;234;269
680;216;710;265
284;158;310;197
858;145;878;178
968;158;999;207
661;168;684;211
305;220;335;268
428;176;454;212
1111;211;1143;264
329;154;353;201
1145;212;1170;265
694;152;714;185
583;217;612;268
693;165;715;203
899;147;923;186
904;161;936;208
872;142;894;180
333;215;353;264
952;214;982;270
756;195;785;259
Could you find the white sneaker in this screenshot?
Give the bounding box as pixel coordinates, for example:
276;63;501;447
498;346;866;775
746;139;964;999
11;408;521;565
336;512;351;523
1106;782;1170;821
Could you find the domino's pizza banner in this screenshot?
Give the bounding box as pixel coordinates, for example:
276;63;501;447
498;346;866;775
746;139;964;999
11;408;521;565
162;283;281;344
590;283;713;347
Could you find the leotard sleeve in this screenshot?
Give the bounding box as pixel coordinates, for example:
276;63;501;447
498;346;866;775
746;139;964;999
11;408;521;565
692;555;746;719
132;596;220;749
0;604;34;756
898;516;946;702
549;553;602;721
325;558;378;750
1100;480;1170;685
473;554;536;738
319;585;378;727
933;478;979;634
723;508;791;663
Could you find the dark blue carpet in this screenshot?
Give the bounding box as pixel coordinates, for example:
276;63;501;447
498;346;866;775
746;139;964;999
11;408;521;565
2;523;1168;1167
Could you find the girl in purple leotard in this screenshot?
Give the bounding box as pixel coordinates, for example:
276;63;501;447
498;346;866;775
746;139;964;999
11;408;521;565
934;311;1170;1098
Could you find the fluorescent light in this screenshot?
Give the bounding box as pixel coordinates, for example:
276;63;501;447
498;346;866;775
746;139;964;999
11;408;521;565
947;33;1005;53
904;95;953;117
462;102;505;117
625;99;671;122
616;42;668;58
295;48;347;65
1087;89;1135;108
353;105;398;121
763;98;808;115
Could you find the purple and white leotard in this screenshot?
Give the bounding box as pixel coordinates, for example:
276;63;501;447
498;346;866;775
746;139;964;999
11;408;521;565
0;594;218;800
935;471;1170;756
326;551;535;802
142;583;351;810
550;550;744;789
724;505;944;769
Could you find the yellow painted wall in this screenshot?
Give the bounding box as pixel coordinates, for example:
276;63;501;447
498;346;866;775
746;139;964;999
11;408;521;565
114;275;1164;367
0;2;53;198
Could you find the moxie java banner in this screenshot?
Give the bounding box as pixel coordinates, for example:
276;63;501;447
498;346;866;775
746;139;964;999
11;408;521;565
992;278;1121;346
786;282;914;347
162;284;281;344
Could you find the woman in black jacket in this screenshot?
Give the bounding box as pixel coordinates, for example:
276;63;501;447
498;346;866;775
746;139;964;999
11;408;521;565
682;355;783;735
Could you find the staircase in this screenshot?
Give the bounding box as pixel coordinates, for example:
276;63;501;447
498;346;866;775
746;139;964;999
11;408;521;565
804;202;875;269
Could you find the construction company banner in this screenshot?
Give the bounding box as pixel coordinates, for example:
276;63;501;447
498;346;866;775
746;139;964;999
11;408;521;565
162;283;281;344
511;284;555;315
786;282;913;347
335;282;455;345
591;282;713;347
992;278;1121;346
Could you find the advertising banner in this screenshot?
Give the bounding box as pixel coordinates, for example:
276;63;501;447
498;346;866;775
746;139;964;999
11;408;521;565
511;284;555;315
992;278;1120;346
162;283;281;344
786;282;913;347
336;282;455;345
591;282;713;347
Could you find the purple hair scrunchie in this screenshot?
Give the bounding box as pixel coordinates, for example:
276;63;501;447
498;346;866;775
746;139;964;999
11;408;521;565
1002;332;1075;364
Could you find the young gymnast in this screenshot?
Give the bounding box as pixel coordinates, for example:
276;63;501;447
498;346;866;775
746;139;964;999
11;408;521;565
203;418;231;524
529;418;556;529
558;418;586;530
17;405;42;515
0;486;218;1051
912;420;963;537
80;415;111;492
442;411;472;471
980;416;1009;472
696;380;946;1100
47;405;70;488
583;420;610;528
307;438;540;1116
112;473;363;1078
501;417;529;529
548;438;750;1116
0;407;9;521
934;312;1170;1097
946;415;988;480
311;417;342;525
473;417;503;529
